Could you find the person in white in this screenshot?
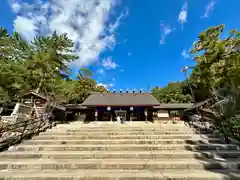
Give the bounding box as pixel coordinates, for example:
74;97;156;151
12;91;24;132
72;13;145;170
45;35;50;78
116;116;121;123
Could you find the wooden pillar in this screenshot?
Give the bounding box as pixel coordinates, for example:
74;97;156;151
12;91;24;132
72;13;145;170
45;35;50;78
144;109;148;122
129;107;134;122
95;110;98;121
110;111;113;122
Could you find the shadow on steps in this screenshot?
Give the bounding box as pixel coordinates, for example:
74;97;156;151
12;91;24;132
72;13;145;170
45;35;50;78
184;121;240;179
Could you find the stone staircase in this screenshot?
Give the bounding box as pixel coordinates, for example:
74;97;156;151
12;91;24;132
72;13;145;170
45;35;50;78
0;121;240;179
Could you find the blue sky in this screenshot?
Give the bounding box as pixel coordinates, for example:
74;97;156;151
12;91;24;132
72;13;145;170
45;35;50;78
1;0;240;92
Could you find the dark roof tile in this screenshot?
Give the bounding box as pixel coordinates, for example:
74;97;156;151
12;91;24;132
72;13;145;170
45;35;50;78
82;93;160;106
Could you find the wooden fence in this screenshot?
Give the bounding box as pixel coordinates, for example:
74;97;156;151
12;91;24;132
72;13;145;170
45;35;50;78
0;117;58;151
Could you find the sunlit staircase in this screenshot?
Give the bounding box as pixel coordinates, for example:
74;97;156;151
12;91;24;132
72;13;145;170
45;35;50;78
0;121;240;179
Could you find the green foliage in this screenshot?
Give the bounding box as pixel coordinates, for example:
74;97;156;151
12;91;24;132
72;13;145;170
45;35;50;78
169;111;180;117
190;24;240;90
152;24;240;106
151;24;240;140
0;27;108;103
209;84;240;140
152;82;192;103
189;24;240;140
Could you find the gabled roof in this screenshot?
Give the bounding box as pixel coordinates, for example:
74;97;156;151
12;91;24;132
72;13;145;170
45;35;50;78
82;93;160;107
22;91;66;111
22;91;48;100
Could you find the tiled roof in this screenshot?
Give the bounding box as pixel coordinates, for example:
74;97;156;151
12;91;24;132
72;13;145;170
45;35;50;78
82;93;160;106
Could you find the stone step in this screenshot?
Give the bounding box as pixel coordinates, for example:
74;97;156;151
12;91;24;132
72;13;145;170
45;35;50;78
46;129;195;135
0;159;239;171
55;123;186;127
1;151;240;160
41;132;196;137
40;131;204;136
0;169;239;180
12;144;239;151
32;135;221;142
48;127;192;132
52;123;188;127
23;138;226;146
34;134;198;140
57;127;190;130
56;128;213;134
21;139;184;145
24;137;229;144
23;138;225;147
52;125;188;129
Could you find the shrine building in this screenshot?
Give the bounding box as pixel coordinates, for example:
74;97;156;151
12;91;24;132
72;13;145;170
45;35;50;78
67;90;192;122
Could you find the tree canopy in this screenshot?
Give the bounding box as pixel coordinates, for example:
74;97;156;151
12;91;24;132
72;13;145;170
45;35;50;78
152;24;240;104
152;82;192;103
0;27;107;104
151;24;240;140
190;24;240;91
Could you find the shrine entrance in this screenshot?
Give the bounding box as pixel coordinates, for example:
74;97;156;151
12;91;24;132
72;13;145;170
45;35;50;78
115;110;127;122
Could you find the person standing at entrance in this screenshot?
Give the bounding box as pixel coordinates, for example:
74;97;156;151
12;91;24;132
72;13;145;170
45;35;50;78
117;115;121;123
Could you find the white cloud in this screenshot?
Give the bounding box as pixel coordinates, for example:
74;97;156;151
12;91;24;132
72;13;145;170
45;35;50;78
202;0;216;18
178;2;188;29
9;0;127;67
159;23;173;44
13;16;38;42
109;8;129;33
97;82;114;89
181;49;190;59
102;57;118;70
10;1;21;13
97;83;107;88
